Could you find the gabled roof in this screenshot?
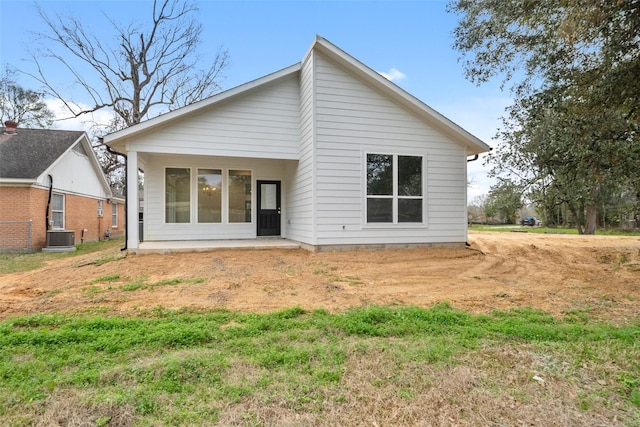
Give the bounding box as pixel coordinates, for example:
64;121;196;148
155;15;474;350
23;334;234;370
104;64;301;150
0;128;85;179
0;127;113;196
105;36;490;155
309;36;490;155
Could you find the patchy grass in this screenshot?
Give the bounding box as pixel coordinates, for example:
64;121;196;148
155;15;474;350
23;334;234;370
470;224;640;236
0;304;638;426
0;239;124;274
119;277;206;292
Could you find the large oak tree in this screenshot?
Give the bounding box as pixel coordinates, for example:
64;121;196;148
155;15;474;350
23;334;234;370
0;68;54;128
449;0;640;233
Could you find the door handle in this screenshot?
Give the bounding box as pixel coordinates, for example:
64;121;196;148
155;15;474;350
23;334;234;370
277;207;281;214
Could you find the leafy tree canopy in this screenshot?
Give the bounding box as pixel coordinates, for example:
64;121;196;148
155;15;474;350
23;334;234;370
448;0;640;234
0;67;54;128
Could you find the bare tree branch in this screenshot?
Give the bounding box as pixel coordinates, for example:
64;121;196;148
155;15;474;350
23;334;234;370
26;0;229;191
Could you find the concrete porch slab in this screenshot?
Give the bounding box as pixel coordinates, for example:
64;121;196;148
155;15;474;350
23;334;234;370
130;238;301;254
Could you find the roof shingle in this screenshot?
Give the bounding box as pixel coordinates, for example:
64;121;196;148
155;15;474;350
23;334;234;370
0;128;85;179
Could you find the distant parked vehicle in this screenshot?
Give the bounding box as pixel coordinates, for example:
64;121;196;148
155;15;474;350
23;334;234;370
521;217;537;226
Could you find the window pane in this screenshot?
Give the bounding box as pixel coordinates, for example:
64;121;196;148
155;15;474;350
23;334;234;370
165;168;190;223
229;170;251;223
112;203;118;227
367;198;393;222
398;156;422;196
198;169;222;223
398;198;422;223
52;194;63;211
52;212;64;229
367;154;393;195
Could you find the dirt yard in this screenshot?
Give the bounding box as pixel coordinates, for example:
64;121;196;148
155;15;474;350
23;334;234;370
1;231;639;321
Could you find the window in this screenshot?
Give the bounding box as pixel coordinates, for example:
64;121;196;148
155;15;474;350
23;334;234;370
198;169;222;223
52;193;64;229
366;154;423;223
165;168;191;223
112;203;118;227
229;170;252;223
97;200;103;217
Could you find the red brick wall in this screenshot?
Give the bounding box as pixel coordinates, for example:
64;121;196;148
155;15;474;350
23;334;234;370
56;194;125;244
0;187;49;250
0;187;125;251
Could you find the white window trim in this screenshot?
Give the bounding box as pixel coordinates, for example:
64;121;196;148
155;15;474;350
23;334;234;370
362;151;428;229
163;166;192;225
228;169;253;224
197;168;223;224
162;165;254;225
52;193;65;230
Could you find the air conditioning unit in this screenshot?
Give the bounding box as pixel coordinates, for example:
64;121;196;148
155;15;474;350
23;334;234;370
46;230;75;247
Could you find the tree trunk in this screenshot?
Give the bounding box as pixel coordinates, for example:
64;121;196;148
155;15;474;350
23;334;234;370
584;203;598;235
583;185;600;235
568;203;584;234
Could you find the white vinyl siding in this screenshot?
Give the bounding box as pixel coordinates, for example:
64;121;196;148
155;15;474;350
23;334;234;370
284;52;316;245
125;76;301;160
312;53;467;245
121;44;475;247
45;140;110;200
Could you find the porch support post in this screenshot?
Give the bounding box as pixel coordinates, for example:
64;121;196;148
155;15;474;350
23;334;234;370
127;150;139;249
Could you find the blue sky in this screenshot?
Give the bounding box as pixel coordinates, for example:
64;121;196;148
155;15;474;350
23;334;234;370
0;0;511;199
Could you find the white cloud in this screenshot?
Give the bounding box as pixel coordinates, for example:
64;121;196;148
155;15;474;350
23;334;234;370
45;98;115;136
379;68;406;82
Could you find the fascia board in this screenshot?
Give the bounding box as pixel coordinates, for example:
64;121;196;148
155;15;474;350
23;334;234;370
312;37;491;155
104;63;302;147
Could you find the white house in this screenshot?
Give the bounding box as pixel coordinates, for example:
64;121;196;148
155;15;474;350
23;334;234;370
104;36;490;252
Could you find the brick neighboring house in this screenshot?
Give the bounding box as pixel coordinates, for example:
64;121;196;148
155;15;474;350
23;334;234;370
0;125;124;252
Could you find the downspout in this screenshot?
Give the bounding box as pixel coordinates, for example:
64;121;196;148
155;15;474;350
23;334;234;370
45;174;53;233
465;154;479;247
102;139;128;252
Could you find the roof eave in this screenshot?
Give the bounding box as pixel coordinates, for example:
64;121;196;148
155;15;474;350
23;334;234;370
103;63;302;146
311;37;491;155
0;179;37;186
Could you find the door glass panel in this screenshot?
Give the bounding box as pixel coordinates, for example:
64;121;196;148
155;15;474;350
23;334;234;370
260;184;277;210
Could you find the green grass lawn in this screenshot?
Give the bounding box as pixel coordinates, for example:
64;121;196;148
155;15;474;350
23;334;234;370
469;224;640;236
1;305;638;426
0;238;125;275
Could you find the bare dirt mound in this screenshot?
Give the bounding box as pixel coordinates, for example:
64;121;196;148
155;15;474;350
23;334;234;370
1;231;638;321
